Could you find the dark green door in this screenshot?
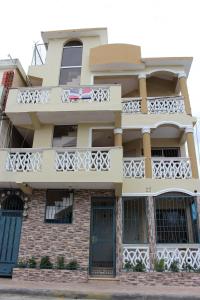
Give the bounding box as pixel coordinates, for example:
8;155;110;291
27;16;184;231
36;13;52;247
0;195;23;277
90;198;115;276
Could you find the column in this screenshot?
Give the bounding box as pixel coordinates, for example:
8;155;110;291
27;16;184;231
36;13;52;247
115;196;123;275
142;127;152;178
146;196;156;271
114;112;122;146
139;73;148;114
178;72;192;115
185;126;199;178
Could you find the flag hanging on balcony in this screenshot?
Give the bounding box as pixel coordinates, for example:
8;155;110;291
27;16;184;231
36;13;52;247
68;88;80;100
81;87;92;100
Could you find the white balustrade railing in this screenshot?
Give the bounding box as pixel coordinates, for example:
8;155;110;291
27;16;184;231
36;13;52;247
55;148;110;171
147;96;185;114
123;158;145;178
123;245;200;271
123;246;150;270
61;87;110;103
152;157;192;179
17;88;50;104
122;97;141;113
157;245;200;270
6;151;42;172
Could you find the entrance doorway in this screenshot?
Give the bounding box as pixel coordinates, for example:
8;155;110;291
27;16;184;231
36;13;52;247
0;194;23;277
90;197;115;277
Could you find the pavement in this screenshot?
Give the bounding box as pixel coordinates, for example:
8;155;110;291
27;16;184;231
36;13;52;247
1;278;200;299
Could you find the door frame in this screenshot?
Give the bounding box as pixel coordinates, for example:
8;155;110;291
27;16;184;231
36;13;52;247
89;196;116;276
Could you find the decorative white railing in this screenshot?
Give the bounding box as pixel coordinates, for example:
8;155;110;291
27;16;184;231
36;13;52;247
122;97;141;113
147;96;185;114
123;246;150;270
55;148;111;171
157;245;200;270
123;158;145;178
6;151;42;172
61;87;110;103
152;158;192;179
17;88;50;104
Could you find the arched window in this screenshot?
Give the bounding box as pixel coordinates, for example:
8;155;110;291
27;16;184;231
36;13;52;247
59;40;83;85
2;195;24;211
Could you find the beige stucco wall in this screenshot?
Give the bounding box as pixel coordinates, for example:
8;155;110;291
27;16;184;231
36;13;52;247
123;178;200;195
39;35;103;86
89;44;141;71
32;124;53;148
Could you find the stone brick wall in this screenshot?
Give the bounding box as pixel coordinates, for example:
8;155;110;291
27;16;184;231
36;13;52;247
120;271;200;287
13;268;88;283
18;189;114;269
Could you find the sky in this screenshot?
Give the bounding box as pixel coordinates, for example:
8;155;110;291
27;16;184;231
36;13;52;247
0;0;199;117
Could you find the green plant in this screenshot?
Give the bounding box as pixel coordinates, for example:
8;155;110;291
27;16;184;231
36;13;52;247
169;260;179;272
40;256;53;269
65;260;79;270
154;259;165;272
124;261;133;271
57;256;65;269
182;263;194;272
28;256;37;268
133;260;146;272
17;259;27;268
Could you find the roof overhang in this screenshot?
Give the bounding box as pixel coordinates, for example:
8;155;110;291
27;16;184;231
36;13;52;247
41;27;108;44
142;57;193;77
0;59;27;82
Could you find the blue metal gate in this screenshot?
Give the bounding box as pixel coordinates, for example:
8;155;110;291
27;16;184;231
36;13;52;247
0;195;23;277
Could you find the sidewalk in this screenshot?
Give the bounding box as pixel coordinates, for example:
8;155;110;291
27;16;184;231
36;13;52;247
1;278;200;299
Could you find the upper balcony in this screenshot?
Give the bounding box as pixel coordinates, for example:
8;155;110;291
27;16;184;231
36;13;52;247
0;147;123;193
5;85;121;125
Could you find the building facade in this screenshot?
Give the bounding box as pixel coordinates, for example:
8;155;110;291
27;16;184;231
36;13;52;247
0;28;200;281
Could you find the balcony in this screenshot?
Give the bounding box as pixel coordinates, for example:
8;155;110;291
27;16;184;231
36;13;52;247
123;157;192;179
5;85;121;125
0;147;123;190
123;245;200;271
122;156;199;195
122;95;195;129
122;96;185;114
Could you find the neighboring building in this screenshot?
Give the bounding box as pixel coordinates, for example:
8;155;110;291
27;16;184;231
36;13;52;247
0;28;200;282
0;59;28;148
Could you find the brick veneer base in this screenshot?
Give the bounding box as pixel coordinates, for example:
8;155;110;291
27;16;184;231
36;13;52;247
13;268;88;283
120;271;200;287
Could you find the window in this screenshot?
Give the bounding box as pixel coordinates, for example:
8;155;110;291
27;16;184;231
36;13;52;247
53;125;77;147
155;194;199;243
123;197;148;244
45;190;73;224
59;40;83;85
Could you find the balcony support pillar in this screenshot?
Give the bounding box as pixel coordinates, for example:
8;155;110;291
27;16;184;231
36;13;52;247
116;196;123;275
139;73;148;114
146;196;156;271
178;72;192;115
114;112;122;146
185;126;199;178
142;127;152;178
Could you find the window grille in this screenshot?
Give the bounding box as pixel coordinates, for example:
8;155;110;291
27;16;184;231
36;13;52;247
45;190;73;224
155;193;199;244
123;197;148;244
151;147;180;157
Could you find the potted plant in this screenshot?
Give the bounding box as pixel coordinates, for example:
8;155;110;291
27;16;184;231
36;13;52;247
27;256;37;268
154;259;165;272
56;256;65;269
39;256;53;269
133;260;146;272
65;260;79;270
